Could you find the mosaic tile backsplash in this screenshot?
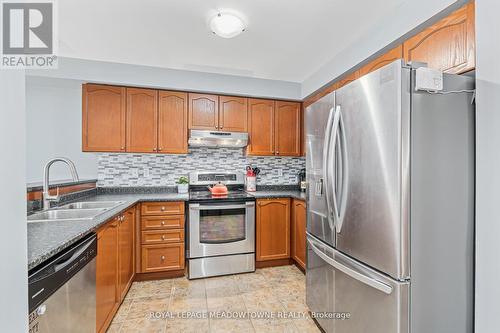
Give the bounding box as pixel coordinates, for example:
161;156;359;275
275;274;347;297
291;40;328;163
97;148;305;187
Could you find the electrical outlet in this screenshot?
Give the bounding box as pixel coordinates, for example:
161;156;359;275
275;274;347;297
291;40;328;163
277;169;283;177
143;167;150;177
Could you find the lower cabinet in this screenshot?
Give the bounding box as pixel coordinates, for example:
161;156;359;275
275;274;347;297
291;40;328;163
96;207;135;333
96;218;119;333
291;199;306;269
256;198;291;261
137;202;185;275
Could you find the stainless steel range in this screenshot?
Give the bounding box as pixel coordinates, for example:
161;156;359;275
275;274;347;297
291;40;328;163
187;171;255;279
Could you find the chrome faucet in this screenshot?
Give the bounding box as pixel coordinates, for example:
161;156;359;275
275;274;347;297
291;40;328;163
42;157;79;210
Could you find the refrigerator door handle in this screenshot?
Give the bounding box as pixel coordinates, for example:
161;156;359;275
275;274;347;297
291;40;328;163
307;237;393;295
330;106;342;223
335;107;349;234
323;106;336;230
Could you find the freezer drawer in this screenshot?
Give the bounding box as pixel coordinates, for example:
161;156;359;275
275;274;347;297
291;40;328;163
306;234;409;333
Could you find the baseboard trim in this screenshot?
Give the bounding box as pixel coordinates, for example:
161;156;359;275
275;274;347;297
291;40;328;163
134;269;185;281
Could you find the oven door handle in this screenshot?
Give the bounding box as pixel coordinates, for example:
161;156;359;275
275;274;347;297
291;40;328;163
189;202;253;210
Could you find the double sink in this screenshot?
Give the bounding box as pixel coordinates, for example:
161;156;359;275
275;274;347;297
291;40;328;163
28;201;125;223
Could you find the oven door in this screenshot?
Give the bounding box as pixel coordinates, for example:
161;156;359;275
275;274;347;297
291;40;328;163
189;201;255;258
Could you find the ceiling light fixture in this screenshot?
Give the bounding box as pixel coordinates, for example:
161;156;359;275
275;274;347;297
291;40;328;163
210;12;246;39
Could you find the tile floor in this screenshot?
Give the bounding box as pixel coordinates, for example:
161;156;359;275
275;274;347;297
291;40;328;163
107;265;321;333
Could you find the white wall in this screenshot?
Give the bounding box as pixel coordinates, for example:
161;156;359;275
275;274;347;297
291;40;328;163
0;71;28;331
27;57;302;101
475;0;500;331
301;0;460;98
26;76;98;183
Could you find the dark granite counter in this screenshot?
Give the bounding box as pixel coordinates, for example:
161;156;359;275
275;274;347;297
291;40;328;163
27;191;188;271
247;190;306;201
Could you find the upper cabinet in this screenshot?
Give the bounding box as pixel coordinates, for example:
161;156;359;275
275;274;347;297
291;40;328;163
126;88;158;153
247;99;302;156
359;45;404;77
82;84;126;152
219;96;248;132
403;2;475;74
158;91;188;153
247;99;275;155
275;101;301;156
188;93;219;130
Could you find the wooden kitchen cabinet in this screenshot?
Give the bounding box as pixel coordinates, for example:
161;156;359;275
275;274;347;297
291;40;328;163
291;199;306;270
403;2;475;74
82;84;126;152
256;198;291;261
219;96;248;132
188;93;219;130
359;45;404;77
158;91;188;153
141;243;185;273
126;88;158;153
247;99;275;155
275;101;301;156
96;218;119;333
117;208;135;302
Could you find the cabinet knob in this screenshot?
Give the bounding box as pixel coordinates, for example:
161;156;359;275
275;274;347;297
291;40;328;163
215;126;218;129
161;255;165;261
161;235;166;240
161;206;165;211
220;126;223;129
158;148;162;151
161;221;165;225
276;151;280;155
121;146;125;150
153;148;157;152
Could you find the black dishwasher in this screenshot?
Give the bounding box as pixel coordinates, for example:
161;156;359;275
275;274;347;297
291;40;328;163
28;234;97;333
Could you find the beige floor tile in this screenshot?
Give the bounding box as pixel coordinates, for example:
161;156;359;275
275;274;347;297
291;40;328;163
112;298;133;323
119;318;167;333
165;317;210;333
209;318;255;333
169;296;207;312
292;318;322;333
251;318;298;333
171;277;206;299
106;321;122;333
207;295;247;312
126;295;170;321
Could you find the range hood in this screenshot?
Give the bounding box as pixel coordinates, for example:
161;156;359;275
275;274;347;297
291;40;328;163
188;130;248;148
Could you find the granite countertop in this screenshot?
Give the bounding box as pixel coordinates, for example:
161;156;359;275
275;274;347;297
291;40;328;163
27;188;305;271
27;192;188;271
248;190;306;201
27;178;97;192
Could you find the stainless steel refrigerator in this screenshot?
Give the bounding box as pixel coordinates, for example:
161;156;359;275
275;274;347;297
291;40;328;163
305;60;474;333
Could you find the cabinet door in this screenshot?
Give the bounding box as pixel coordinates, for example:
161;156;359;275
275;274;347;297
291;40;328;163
219;96;248;132
247;99;275;156
188;93;219;130
292;199;306;269
82;84;126;152
275;101;301;156
359;45;403;77
126;88;158;153
158;91;188;153
403;3;475;74
256;198;291;261
96;219;118;332
141;243;185;272
118;209;135;302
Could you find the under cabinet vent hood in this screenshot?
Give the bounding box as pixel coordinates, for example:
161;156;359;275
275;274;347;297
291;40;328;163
188;130;248;148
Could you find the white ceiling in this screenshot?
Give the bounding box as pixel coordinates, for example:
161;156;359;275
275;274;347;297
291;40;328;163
58;0;407;83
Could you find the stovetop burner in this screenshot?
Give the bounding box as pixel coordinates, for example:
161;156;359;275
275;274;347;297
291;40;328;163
188;171;255;203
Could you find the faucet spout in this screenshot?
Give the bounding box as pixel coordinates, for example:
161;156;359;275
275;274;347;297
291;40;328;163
42;157;79;210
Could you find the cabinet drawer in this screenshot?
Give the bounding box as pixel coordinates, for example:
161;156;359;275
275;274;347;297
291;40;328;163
141;229;184;245
141;202;185;216
141;215;184;230
141;243;185;273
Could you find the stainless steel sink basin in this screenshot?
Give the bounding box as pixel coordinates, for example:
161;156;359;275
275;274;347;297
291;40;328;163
28;208;107;222
58;201;124;210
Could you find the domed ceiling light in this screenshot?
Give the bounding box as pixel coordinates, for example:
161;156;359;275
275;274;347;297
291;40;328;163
210;12;246;38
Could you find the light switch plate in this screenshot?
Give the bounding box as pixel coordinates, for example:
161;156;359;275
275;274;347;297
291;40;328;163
415;67;443;92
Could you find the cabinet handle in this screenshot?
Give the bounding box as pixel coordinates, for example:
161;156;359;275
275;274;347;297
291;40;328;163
161;255;165;261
